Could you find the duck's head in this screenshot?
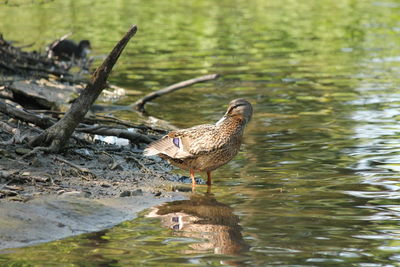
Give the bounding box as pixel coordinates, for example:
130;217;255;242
78;40;91;49
77;40;91;58
216;98;253;126
226;98;253;123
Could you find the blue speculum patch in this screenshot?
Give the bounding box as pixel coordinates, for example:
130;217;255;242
173;137;180;148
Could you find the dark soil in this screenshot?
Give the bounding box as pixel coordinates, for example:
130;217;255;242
0;113;188;203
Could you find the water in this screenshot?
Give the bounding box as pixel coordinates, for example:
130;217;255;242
1;0;400;265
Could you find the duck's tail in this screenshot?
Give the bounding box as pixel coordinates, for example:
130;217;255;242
143;146;160;156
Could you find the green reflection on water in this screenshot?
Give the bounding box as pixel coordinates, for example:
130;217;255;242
2;0;400;265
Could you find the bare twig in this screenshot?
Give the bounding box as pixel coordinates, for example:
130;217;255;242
27;109;167;133
20;145;55;159
98;151;116;168
142;115;179;131
132;74;219;112
129;156;156;174
0;170;48;183
54;156;95;178
0;102;155;147
0;121;21;144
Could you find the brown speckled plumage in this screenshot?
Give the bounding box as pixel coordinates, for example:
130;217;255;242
144;98;253;186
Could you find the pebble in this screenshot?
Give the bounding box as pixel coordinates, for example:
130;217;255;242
30;158;43;167
120;189;143;197
120;190;131;197
15;148;31;155
0;149;11;158
60;191;91;198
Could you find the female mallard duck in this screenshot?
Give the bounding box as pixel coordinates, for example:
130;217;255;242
144;98;253;187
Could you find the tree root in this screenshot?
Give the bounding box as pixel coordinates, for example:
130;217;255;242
20;145;58;159
54;156;96;179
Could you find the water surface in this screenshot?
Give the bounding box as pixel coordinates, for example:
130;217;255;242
1;0;400;265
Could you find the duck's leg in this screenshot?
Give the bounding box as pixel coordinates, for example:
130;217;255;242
206;171;212;186
190;169;196;187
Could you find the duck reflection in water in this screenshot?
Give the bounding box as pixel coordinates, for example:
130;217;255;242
148;192;249;258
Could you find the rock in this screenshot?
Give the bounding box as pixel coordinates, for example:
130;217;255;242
15;148;31;155
177;175;205;185
119;189;143;197
30;158;43;167
0;149;11;158
132;189;143;196
98;154;112;164
8;79;82;110
120;190;132;197
60;191;91;198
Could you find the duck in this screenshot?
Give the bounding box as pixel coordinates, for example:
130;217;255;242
48;39;91;60
144;98;253;187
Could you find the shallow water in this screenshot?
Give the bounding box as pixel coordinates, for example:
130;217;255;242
1;0;400;265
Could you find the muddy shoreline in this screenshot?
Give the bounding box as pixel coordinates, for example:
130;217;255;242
0;33;198;251
0;113;194;250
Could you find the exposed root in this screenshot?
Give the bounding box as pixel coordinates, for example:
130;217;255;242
54;156;96;179
20;144;57;159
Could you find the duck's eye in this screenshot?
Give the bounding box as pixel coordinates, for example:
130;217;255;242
232;104;245;110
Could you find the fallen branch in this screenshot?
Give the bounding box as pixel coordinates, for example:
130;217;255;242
29;25;138;152
0;99;55;129
132;73;219;112
20;145;55;159
26;109;165;141
0;101;155;145
28;109;164;132
76;124;154;144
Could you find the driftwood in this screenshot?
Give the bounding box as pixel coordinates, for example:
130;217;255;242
0;28;219;153
0;100;55;129
0;100;155;145
28;25;138;152
76;124;154;144
28;109;166;134
132;74;219;112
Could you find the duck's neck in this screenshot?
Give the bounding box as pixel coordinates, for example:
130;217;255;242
216;115;246;134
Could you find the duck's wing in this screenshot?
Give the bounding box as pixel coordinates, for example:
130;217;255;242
144;124;226;159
